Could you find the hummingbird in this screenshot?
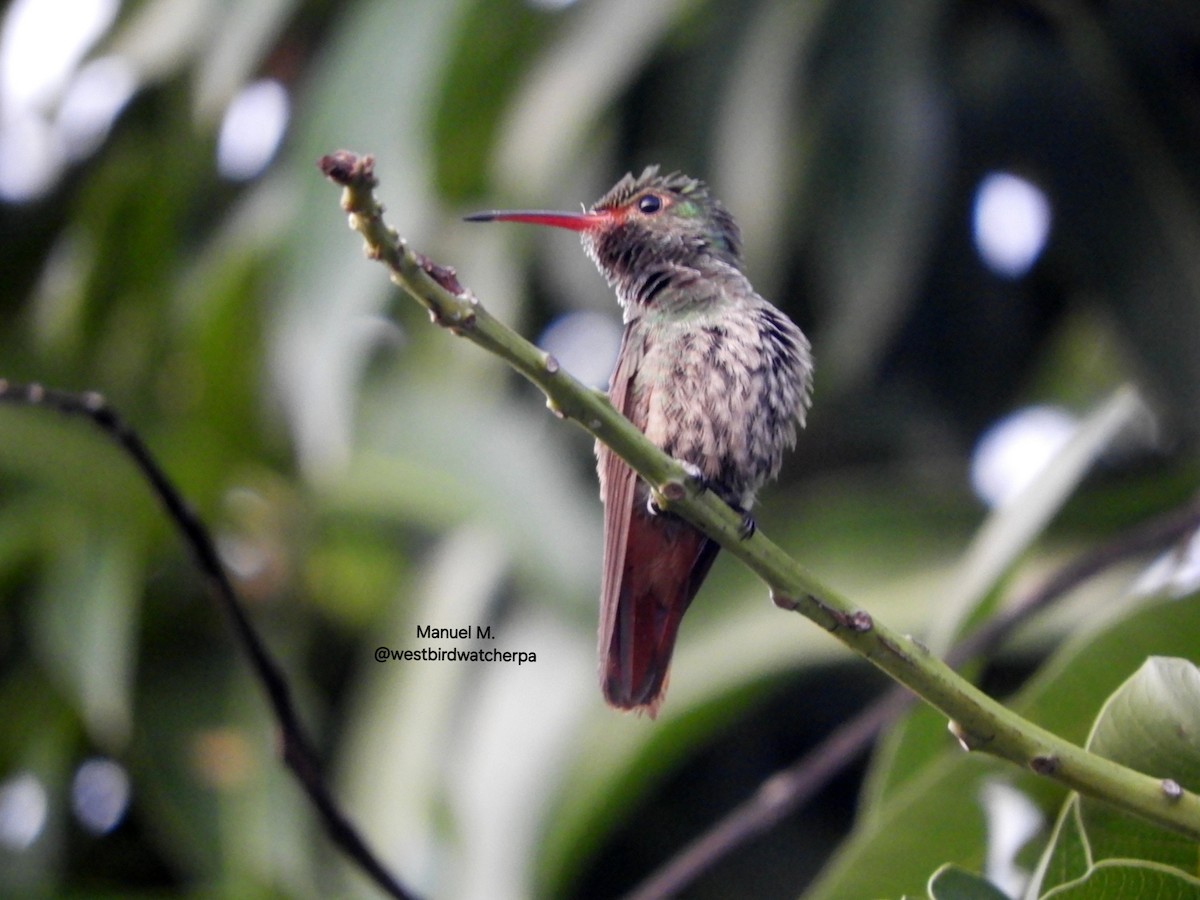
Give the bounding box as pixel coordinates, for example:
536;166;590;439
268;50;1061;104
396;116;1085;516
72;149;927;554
466;167;813;716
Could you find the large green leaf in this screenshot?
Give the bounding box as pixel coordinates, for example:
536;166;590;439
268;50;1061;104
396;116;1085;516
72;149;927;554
803;588;1200;900
1084;657;1200;870
929;863;1010;900
1024;797;1092;898
1041;860;1200;899
1027;657;1200;896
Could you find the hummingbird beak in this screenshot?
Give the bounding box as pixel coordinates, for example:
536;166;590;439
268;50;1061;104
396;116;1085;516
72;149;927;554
463;209;608;232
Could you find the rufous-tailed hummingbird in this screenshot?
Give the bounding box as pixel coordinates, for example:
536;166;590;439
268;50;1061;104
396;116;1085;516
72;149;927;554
467;167;813;716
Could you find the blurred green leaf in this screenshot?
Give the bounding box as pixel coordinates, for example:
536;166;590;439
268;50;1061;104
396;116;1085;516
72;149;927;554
491;0;699;196
31;520;142;747
431;0;553;200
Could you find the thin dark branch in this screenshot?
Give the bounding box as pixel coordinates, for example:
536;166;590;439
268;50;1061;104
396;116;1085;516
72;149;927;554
949;500;1200;667
625;499;1200;900
625;690;906;900
0;380;418;900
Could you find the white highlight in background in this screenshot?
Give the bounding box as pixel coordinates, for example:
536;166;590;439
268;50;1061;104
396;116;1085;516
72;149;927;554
0;0;120;201
972;171;1052;279
971;405;1078;508
216;78;290;181
72;757;131;835
979;780;1042;897
0;772;47;850
57;56;137;160
0;0;118;109
537;311;622;390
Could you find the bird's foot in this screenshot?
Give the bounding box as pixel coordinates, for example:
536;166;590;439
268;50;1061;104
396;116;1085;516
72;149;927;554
735;507;757;540
647;461;709;517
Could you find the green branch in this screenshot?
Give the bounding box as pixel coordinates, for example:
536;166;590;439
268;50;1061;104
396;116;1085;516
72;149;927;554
318;150;1200;840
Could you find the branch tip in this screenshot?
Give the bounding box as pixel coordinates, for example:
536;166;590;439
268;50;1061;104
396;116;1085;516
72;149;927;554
318;150;376;188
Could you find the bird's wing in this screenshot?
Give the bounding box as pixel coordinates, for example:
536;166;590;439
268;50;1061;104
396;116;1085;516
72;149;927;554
596;321;719;716
596;323;643;683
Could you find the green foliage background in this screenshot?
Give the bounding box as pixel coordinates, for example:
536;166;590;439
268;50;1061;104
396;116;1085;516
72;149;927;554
0;0;1198;897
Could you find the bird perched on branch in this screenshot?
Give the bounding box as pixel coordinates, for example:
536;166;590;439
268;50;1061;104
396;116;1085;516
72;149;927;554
468;167;813;716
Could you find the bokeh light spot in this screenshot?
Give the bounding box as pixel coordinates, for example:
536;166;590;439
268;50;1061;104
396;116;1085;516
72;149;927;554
537;311;622;390
71;757;131;835
0;0;120;201
0;0;118;109
980;780;1042;897
216;78;290;181
57;56;138;161
972;171;1052;279
971;405;1077;508
0;772;48;851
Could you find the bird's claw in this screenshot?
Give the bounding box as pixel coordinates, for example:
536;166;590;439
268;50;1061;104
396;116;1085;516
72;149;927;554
736;509;757;540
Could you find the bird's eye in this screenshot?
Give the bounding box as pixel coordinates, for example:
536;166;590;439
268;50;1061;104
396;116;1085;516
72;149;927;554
637;194;663;214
